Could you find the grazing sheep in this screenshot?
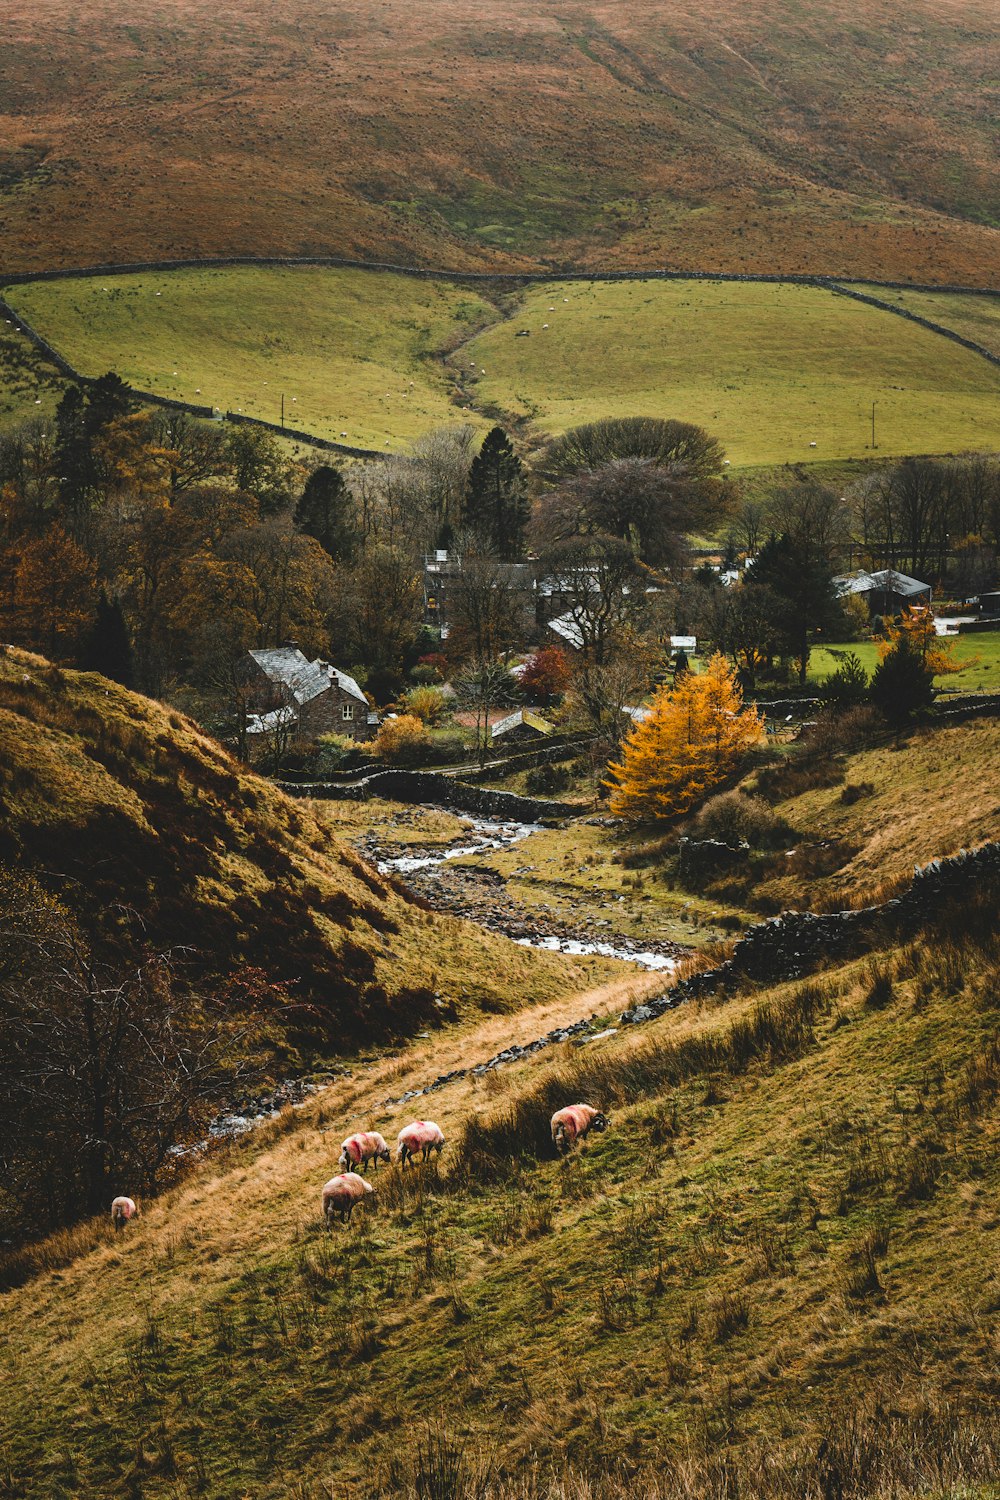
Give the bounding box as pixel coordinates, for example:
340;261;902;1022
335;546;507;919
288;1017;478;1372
339;1131;391;1173
322;1172;374;1225
551;1104;609;1154
110;1196;137;1232
396;1120;445;1166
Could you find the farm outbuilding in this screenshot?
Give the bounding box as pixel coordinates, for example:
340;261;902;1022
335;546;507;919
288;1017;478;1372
834;569;932;617
490;707;555;743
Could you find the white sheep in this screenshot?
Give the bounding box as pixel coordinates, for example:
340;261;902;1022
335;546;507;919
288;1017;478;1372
322;1172;374;1225
396;1120;445;1166
339;1131;390;1173
550;1104;609;1154
110;1196;138;1232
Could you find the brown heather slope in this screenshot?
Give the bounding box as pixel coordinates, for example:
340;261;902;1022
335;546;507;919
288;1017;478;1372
0;648;611;1045
1;0;999;283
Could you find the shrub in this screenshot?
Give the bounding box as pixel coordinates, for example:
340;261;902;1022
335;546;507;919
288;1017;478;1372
425;730;468;764
411;654;447;684
398;685;449;725
695;790;792;849
802;705;883;757
520;646;571;704
819;650;870;707
314;732;360;776
525;760;571;795
373;714;431;765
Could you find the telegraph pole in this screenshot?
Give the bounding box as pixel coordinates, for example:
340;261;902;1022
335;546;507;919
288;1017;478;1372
280;393;285;428
871;401;877;450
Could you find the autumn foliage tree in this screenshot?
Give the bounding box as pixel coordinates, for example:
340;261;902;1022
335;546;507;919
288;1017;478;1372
605;653;764;821
0;525;97;661
520;646;571;705
871;606;966;723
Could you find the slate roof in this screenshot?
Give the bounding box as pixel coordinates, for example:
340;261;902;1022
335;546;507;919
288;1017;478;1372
491;708;555;739
249;647;367;705
246;706;298;737
835;569;930;598
547;612;586;649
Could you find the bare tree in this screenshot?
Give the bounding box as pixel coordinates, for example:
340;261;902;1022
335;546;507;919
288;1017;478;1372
445;545;528;665
0;873;268;1234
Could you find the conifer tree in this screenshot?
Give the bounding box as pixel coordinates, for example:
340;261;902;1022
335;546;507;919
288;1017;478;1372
294;464;355;562
464;426;527;560
605;653;763;821
81;589;134;686
870;606;967;723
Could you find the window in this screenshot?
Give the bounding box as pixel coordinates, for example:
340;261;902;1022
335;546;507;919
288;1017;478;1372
342;703;354;721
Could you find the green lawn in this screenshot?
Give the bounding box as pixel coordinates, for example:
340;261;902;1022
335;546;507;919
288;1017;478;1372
459;279;1000;466
6;270;1000;466
810;632;1000;694
851;283;1000;360
3;267;498;451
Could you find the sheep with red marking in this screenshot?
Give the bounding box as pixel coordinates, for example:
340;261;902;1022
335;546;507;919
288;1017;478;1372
396;1120;445;1166
339;1131;390;1173
110;1196;137;1232
551;1104;609;1155
321;1172;374;1226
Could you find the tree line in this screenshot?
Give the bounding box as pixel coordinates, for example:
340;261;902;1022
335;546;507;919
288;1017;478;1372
2;382;998;741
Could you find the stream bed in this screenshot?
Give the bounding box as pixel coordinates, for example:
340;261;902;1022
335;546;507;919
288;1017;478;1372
369;811;682;972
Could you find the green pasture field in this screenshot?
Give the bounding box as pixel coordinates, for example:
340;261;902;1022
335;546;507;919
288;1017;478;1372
458;279;1000;466
2;267;497;451
0;319;66;428
6;269;1000;466
809;632;1000;695
850;283;1000;360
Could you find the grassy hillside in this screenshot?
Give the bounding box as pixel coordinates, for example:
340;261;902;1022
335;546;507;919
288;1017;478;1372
0;317;67;427
1;891;997;1496
8;270;1000;464
457;279;1000;464
851;284;1000;359
349;717;1000;956
0;647;610;1043
2;0;1000;283
3;268;498;451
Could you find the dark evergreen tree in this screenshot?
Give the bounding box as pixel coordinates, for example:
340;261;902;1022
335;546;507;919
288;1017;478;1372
55;374;134;529
746;533;842;687
871;636;934;723
464;426;527;560
85;372;133;431
81;590;134;686
294;464;355;562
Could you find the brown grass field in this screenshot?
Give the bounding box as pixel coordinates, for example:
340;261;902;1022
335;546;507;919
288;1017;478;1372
2;0;999;283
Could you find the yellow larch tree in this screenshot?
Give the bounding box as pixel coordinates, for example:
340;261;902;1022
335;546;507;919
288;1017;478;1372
605;652;764;822
877;606;966;678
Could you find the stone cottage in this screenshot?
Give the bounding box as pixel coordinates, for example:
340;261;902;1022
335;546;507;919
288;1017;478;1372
244;646;376;744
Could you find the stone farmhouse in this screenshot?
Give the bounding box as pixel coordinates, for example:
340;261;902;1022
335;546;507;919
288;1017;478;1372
244;646;376;744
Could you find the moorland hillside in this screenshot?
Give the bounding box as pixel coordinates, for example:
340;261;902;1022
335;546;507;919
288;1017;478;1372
1;865;997;1498
0;646;600;1045
2;0;999;283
